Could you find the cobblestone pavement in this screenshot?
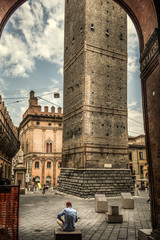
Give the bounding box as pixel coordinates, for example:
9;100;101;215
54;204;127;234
19;190;151;240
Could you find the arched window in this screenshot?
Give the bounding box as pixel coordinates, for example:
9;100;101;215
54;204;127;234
46;142;52;153
35;161;39;169
46;176;51;188
58;162;62;168
35;176;40;183
47;161;51;168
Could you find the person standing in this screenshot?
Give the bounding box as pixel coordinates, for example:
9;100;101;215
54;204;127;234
42;184;46;195
57;202;78;231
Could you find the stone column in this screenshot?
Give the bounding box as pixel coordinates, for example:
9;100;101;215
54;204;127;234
41;160;45;186
53;158;56;188
140;28;160;240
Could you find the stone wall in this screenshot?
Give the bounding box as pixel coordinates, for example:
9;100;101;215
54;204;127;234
58;168;134;198
63;0;128;169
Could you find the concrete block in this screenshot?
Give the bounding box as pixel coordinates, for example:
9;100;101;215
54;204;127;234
111;206;119;215
95;195;108;213
105;205;123;223
138;229;152;240
54;228;82;240
105;213;123;223
121;192;134;209
95;194;105;200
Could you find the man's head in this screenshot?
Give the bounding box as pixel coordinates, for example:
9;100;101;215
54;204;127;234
66;201;72;207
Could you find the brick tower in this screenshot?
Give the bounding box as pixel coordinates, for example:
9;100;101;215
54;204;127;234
63;0;128;169
59;0;133;197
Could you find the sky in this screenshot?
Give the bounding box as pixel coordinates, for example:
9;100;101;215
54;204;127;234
0;0;144;136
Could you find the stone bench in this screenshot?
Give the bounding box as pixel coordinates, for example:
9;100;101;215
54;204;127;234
121;192;134;209
54;228;82;240
138;229;152;240
105;206;123;223
95;194;108;213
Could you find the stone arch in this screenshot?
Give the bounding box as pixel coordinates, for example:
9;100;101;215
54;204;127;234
0;0;158;51
35;175;40;183
0;0;160;239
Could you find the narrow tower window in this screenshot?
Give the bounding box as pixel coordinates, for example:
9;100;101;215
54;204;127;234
90;24;94;31
106;29;109;37
120;33;123;40
72;37;75;44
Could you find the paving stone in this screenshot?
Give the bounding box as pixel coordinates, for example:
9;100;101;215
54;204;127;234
18;190;151;240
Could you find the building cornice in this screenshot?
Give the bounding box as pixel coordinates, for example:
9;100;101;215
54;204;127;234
19;114;63;129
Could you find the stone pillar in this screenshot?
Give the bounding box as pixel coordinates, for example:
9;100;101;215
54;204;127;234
14;149;26;194
41;160;45;186
140;28;160;240
53;158;56;188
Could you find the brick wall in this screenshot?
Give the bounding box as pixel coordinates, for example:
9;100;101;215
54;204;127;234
58;168;134;198
63;0;128;169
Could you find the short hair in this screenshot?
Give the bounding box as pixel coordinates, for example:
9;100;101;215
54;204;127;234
66;201;72;207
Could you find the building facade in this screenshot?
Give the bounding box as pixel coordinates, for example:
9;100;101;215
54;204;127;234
0;96;20;185
128;135;148;185
19;91;63;188
63;0;128;168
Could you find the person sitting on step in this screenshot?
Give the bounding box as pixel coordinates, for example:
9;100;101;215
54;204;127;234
57;201;78;232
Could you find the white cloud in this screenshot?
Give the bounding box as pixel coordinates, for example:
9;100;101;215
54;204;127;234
128;101;137;107
37;86;63;114
0;78;8;89
51;79;59;85
0;33;35;78
127;16;140;78
0;0;64;78
128;101;144;136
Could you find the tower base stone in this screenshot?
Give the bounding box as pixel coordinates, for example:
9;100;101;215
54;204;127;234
57;168;134;198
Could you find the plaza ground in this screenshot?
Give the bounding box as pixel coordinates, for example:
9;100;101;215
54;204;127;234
19;190;151;240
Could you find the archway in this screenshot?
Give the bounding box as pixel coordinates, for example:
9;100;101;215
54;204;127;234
0;0;160;239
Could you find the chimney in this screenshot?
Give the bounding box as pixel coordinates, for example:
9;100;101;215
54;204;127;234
58;107;62;114
51;106;55;114
44;106;48;113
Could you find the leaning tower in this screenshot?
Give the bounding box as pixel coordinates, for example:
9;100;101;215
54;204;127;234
59;0;133;197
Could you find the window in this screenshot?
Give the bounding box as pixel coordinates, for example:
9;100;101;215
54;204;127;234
26;141;28;153
129;152;132;160
46;176;51;188
47;162;51;168
139;152;143;160
46;142;52;153
8;167;11;179
5;165;7;179
58;162;62;168
140;165;144;174
35;176;40;183
35;162;39;169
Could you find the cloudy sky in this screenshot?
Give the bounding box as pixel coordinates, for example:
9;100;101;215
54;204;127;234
0;0;144;136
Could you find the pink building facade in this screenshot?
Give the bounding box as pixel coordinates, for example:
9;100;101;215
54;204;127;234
19;91;63;188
